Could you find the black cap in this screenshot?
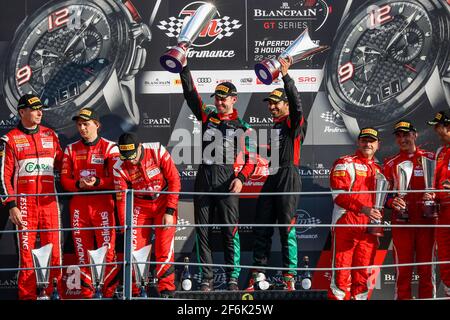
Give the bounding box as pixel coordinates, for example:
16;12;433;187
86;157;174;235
17;94;45;110
393;120;416;133
263;88;288;103
358;127;379;140
210;82;237;98
118;133;139;160
72;108;99;122
427;111;450;125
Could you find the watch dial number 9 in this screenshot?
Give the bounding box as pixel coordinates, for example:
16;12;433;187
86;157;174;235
16;65;32;86
339;62;354;83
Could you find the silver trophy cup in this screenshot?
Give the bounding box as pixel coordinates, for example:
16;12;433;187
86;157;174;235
160;3;217;73
370;172;389;237
31;243;53;300
395;161;414;222
422;156;439;218
131;245;152;298
88;245;108;299
254;28;329;85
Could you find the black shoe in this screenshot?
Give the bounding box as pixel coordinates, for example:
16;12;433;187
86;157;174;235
227;278;239;291
160;290;175;298
199;279;214;292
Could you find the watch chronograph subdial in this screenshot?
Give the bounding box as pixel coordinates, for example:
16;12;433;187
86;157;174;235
66;30;102;65
389;27;424;63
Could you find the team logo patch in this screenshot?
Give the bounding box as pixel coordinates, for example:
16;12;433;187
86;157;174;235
414;170;424;177
91;154;104;164
41;139;53;149
271;89;283;97
80;169;96;178
216;85;229;93
361;128;378;136
354;163;368;171
146;168;161;179
395;121;411;129
28;97;40;105
334;164;346;171
80;109;92;116
119;144;135;151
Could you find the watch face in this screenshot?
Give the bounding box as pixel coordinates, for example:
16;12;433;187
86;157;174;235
326;0;448;123
3;0;128;128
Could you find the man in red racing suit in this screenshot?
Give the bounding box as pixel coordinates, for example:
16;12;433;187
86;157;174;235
328;127;383;300
383;120;436;299
427;111;450;297
0;94;63;300
113;133;181;298
61;108;120;298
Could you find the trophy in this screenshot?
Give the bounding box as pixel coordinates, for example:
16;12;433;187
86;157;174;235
422;156;439;218
31;243;53;300
394;161;413;222
88;245;108;299
160;3;217;73
131;245;152;298
369;172;389;237
254;28;329;85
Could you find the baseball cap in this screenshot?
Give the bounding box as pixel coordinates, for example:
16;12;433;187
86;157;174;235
210;82;237;98
72;108;99;122
263;88;288;103
393;120;416;133
427;111;450;125
118;133;140;160
358;127;379;140
17;94;45;110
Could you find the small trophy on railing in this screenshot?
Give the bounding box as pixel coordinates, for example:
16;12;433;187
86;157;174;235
132;245;152;298
32;243;53;300
369;172;389;237
254;28;329;85
394;161;413;222
422;156;439;218
160;3;217;73
88;245;108;299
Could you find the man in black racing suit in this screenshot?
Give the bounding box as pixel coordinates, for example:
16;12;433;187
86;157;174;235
248;57;307;291
179;63;256;291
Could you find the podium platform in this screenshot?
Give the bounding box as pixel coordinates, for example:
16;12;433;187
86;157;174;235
174;290;327;300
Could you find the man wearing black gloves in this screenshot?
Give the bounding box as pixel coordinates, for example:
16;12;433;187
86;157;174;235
248;57;307;291
179;64;256;291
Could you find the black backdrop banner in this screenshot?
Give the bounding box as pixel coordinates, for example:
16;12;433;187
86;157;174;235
0;0;449;299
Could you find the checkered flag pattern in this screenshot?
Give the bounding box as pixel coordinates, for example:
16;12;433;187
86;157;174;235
157;16;241;39
320;111;336;123
176;218;190;232
215;17;242;39
157;17;183;38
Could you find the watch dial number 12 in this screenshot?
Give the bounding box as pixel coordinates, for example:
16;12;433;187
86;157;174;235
48;8;69;32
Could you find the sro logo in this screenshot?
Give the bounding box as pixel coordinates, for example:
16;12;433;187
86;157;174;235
196;77;212;83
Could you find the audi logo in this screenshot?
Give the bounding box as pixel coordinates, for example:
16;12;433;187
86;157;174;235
196;77;212;83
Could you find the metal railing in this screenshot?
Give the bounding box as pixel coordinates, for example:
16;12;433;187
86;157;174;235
0;187;448;300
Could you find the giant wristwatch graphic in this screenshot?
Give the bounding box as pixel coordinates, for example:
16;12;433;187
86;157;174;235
324;0;450;144
2;0;151;132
